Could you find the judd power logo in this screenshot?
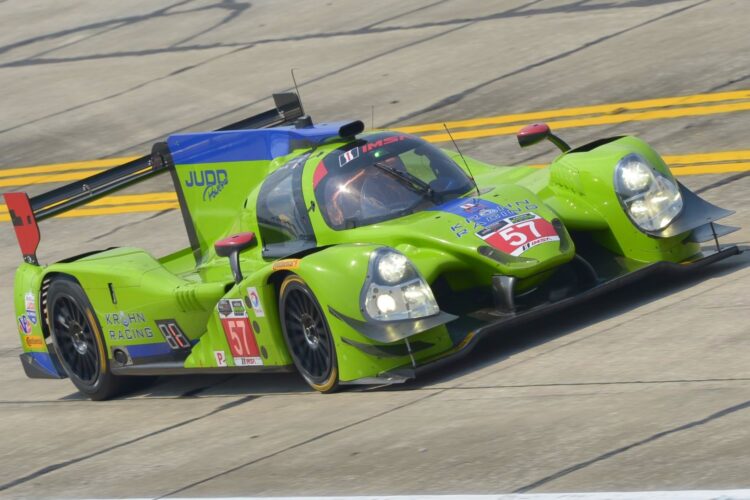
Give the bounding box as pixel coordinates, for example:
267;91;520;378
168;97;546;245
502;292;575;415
185;169;229;201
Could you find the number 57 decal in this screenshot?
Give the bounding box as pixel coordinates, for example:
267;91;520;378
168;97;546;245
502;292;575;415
480;214;559;256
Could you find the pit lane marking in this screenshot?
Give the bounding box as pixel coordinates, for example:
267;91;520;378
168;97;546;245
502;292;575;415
2;88;750;188
398;88;750;134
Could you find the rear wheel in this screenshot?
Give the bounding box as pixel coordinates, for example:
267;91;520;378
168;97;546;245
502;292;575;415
279;275;339;393
47;277;125;400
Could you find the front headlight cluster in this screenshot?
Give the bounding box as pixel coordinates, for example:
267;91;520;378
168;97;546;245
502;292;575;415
362;248;439;321
614;153;683;232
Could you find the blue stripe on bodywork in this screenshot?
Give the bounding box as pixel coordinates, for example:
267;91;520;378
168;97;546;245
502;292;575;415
28;352;64;378
127;343;173;358
167;122;352;165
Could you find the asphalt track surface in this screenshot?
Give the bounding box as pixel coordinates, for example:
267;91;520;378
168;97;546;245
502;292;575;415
0;0;749;498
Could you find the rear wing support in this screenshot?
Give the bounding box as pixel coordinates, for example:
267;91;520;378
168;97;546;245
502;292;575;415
3;93;304;265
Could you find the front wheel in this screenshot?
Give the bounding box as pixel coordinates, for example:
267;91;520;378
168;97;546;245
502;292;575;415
47;277;125;400
279;275;339;393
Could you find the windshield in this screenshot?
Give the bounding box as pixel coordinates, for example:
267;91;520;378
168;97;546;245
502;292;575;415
313;132;474;230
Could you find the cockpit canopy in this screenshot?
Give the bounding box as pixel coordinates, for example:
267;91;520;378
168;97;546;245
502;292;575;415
313;132;474;229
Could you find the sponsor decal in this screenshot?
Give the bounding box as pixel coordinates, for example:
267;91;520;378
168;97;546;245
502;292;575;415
433;198;516;230
18;315;32;335
231;299;245;316
23;336;44;349
217;300;263;366
246;287;265;317
338;147;360;167
272;259;300;271
105;311;154;341
217;299;233;317
214;350;228;367
155;320;191;350
184;169;229;201
24;292;37;325
360;135;407;154
477;213;559;256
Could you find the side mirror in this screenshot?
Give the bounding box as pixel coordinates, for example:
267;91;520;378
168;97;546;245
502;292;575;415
517;123;570;152
214;232;256;284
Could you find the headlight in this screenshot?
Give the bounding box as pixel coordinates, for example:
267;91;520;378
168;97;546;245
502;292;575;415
362;248;439;321
614;154;683;232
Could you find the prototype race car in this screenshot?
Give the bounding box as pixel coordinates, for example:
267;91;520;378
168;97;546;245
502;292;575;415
5;93;740;399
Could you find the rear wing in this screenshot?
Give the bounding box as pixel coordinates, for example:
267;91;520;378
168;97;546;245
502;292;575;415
3;93;304;265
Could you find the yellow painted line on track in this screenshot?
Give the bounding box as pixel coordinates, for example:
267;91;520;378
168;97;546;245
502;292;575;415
417;101;750;143
398;89;750;134
671;162;750;175
0;170;109;187
662;150;750;166
0;201;180;222
0;156;139;178
2;89;750;188
0;153;746;221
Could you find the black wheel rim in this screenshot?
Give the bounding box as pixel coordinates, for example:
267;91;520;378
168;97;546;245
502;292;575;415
51;295;100;384
283;287;333;383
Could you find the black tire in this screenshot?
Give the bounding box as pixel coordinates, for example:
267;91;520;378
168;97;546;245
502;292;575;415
47;277;125;400
279;275;339;393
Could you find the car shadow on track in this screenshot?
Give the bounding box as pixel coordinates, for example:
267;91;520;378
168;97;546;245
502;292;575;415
383;244;750;391
81;245;747;401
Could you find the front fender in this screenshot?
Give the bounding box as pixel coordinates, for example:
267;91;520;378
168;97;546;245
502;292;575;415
276;244;455;382
542;136;700;263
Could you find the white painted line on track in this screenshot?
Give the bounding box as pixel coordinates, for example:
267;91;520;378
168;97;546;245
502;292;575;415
84;491;750;500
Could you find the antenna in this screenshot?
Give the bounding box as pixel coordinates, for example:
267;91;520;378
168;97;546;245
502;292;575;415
443;123;479;196
290;68;305;116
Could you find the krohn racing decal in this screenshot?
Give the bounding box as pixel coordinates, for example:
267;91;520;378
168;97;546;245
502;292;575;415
105;311;154;341
432;198;516;231
184;169;228;201
477;213;559;256
217;299;263;366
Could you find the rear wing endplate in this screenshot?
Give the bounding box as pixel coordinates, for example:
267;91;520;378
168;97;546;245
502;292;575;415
3;93;304;265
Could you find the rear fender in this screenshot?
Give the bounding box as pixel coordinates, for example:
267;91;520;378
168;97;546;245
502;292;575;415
13;263;64;378
41;247;224;366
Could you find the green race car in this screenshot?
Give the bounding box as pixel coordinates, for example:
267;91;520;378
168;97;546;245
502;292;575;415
4;93;740;400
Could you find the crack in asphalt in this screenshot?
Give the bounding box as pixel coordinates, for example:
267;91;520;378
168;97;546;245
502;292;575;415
514;398;750;492
85;209;175;242
383;0;711;127
0;0;687;68
432;377;750;390
695;170;750;194
0;394;258;492
155;390;443;498
0;0;246;58
0;0;464;139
